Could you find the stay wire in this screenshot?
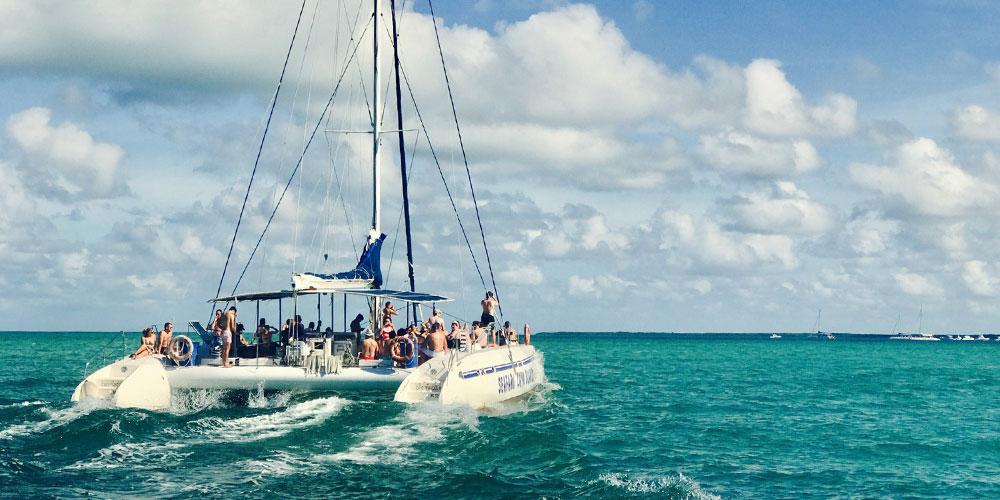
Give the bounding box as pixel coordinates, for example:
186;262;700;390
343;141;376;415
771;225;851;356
228;14;375;298
212;0;308;313
427;0;503;318
392;31;489;294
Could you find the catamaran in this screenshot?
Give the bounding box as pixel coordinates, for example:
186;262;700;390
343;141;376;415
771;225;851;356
72;0;544;411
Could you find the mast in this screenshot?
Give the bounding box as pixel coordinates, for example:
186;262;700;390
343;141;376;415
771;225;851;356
390;0;418;323
371;0;382;234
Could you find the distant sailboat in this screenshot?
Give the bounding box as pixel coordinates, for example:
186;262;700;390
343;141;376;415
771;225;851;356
814;309;834;340
769;333;782;339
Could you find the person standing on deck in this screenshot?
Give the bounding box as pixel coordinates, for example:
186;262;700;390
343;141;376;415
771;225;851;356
480;291;498;327
220;306;237;367
360;331;379;360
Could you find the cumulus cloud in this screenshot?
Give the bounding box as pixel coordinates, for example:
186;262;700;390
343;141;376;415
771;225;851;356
842;212;898;257
742;59;857;137
5;107;126;199
962;260;997;296
723;182;833;235
849;138;999;217
893;271;942;296
698;128;819;177
952;105;1000;142
656;210;799;271
498;264;544;285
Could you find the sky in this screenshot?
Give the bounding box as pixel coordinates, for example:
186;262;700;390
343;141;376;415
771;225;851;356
3;1;1000;333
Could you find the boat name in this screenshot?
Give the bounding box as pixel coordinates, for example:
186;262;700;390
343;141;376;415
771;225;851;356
497;367;534;395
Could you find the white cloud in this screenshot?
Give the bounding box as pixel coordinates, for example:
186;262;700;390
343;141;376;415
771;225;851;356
893;272;941;296
6;107;125;199
952;105;1000;142
568;275;597;297
843;213;898;257
499;264;544;285
962;260;997;296
849;138;999;217
743;59;857;137
725;181;833;234
698;128;819;177
657;210;799;271
580;215;627;251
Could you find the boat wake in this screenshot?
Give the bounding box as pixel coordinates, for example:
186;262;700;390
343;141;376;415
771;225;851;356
596;472;720;499
318;402;480;464
181;396;349;443
0;399;110;440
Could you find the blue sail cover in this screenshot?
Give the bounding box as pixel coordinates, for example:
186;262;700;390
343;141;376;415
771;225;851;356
302;233;386;288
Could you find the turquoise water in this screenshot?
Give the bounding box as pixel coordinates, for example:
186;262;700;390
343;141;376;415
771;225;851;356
1;332;998;498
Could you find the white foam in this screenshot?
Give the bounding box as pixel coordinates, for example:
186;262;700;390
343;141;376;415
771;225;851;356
64;441;191;471
0;399;109;440
598;472;720;499
168;389;227;415
185;396;348;442
319;402;479;464
236;450;319;483
246;384;294;409
0;400;46;409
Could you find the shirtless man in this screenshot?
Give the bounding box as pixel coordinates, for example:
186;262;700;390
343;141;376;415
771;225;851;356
360;331;379;360
480;291;498;327
220;306;237;367
420;323;449;362
158;322;174;355
130;327;156;359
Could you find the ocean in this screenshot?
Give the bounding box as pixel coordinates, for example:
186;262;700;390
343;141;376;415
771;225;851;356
0;331;998;498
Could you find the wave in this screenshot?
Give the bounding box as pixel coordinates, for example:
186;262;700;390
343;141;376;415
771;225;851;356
0;400;46;409
0;399;110;440
182;396;349;443
596;472;720;499
318;402;480;464
64;441;191;471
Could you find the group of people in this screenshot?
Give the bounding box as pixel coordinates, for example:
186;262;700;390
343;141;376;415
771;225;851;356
129;322;175;359
357;292;531;369
128;292;529;369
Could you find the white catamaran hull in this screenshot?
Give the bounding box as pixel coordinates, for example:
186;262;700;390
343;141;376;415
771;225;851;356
165;363;411;391
395;344;543;409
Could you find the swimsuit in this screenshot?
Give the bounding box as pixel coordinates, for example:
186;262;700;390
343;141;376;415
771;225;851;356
220;330;232;342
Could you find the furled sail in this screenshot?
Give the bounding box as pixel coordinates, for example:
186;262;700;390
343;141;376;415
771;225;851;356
292;231;386;291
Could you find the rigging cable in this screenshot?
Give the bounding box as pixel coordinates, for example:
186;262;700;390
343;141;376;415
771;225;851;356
427;0;503;318
212;0;308;308
393;36;489;294
228;14;375;297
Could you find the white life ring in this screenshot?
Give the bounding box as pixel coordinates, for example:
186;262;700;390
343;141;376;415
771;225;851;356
169;335;194;363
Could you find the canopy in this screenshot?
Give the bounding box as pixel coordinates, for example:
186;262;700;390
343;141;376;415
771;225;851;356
209;287;450;304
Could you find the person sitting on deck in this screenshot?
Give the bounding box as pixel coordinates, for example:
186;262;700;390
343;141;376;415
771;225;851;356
360;331;379;360
130;327;156;359
418;322;449;363
470;321;488;350
501;321;517;346
447;321;464;350
306;321;316;333
158;322;173;355
293;315;304;341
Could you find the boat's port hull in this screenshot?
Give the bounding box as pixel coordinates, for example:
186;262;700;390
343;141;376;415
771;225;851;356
165;364;411;391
